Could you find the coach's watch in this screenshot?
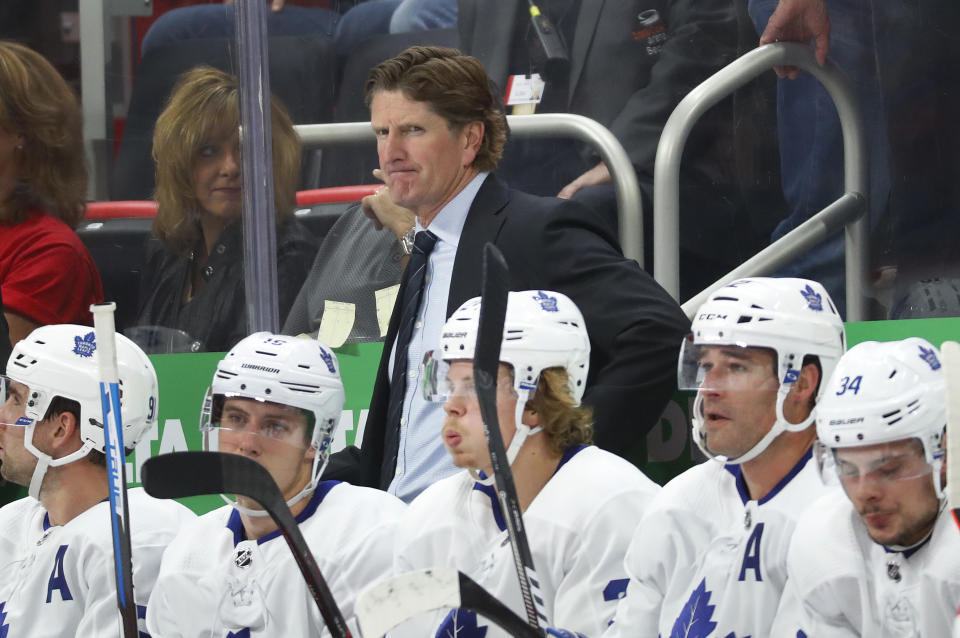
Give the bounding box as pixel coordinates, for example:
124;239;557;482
399;227;416;255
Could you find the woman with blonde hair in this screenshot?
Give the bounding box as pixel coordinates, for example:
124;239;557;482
0;41;103;344
135;66;316;353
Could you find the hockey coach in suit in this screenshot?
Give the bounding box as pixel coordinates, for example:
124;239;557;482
325;45;689;501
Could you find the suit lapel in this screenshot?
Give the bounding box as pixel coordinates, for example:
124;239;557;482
568;0;605;104
448;174;510;316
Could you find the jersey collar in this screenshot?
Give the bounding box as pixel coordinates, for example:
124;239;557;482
226;479;339;546
725;447;813;506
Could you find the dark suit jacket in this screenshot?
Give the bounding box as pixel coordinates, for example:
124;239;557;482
325;174;690;489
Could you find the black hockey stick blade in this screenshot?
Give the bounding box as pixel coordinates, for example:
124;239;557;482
141;451;352;638
355;567;543;638
474;243;548;632
942;341;960;531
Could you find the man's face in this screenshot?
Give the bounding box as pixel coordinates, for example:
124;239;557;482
697;346;779;459
834;439;940;546
0;379;38;485
441;361;518;475
370;90;481;223
216;398;314;506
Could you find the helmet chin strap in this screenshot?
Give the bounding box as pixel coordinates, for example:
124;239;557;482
471;389;542;486
227;448;325;518
693;383;814;466
23;421;97;500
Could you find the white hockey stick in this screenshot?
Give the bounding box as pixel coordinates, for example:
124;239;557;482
91;302;138;637
474;244;549;632
354;568;542;638
941;341;960;533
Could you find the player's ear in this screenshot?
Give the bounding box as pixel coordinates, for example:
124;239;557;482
47;410;80;454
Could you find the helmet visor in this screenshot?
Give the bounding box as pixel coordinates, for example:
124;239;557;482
0;376;34;428
678;339;778;393
421;351;518;402
199;387;311;451
819;437;937;493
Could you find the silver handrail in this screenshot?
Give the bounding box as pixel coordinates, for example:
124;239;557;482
295;112;645;264
654;42;868;320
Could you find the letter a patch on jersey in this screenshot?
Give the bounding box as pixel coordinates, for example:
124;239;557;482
46;545;73;603
738;523;765;582
670;578;718;638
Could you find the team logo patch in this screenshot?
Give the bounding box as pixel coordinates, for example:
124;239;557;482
533;290;558;312
918;345;941;370
800;285;823;311
318;347;336;374
73;332;97;358
234;547;253;568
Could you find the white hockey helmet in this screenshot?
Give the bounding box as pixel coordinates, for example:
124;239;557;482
680;277;846;464
426;290;590;470
201;332;345;510
815;338;946;497
3;324;158;498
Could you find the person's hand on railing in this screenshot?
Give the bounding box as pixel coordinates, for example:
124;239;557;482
557;162;611;200
361;168;416;241
759;0;830;79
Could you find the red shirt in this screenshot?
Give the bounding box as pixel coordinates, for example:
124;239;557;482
0;210;104;326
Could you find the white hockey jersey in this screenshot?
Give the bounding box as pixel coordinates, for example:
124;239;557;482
0;487;196;637
771;489;960;637
605;449;830;638
146;480;405;637
394;445;660;637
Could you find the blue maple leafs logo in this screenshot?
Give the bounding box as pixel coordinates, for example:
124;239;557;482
670;578;717;638
0;600;9;638
72;332;97;358
318;346;336;373
800;285;823;312
436;609;487;637
533;290;559;312
918;345;941;371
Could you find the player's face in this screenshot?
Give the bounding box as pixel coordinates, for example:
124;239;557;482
441;361;518;474
192;133;243;224
697;346;779;458
216;398;314;506
370;90;482;224
0;379;38;485
835;439;940;546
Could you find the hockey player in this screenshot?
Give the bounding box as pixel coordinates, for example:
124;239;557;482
771;337;960;636
146;332;406;636
0;324;195;635
394;290;661;637
604;277;846;637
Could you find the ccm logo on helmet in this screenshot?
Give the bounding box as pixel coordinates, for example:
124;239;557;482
828;417;865;426
697;313;728;321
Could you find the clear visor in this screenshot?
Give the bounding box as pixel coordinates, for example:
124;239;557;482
199;387;311;451
815;437;936;492
0;376;34;428
678;339;778;393
421;351;519;402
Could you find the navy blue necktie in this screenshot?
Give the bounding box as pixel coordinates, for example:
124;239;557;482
385;230;439;445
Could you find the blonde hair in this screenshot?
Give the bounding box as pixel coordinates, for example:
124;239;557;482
0;41;86;228
525;367;594;454
151;66;301;255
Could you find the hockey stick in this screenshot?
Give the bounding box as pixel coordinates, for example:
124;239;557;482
355;567;543;638
474;243;549;632
91;302;138;638
140;451;352;638
941;341;960;532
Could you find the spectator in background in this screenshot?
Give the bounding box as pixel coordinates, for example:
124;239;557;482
134;66;316;353
0;41;103;345
141;0;458;59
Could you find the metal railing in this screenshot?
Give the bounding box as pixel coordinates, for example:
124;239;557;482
295;112;645;264
653;42;868;321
